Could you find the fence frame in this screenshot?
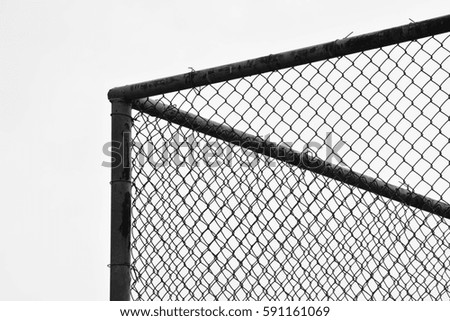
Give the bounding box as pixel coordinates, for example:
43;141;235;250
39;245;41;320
108;14;450;100
108;14;450;301
110;98;132;301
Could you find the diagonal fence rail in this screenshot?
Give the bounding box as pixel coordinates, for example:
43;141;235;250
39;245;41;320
109;14;450;300
134;98;450;218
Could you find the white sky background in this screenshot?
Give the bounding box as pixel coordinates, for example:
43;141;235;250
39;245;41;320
0;0;448;300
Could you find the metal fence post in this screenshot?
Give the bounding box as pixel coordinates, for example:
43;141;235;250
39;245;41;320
109;98;132;301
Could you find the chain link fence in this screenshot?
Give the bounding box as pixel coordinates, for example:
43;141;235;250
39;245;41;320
109;16;450;300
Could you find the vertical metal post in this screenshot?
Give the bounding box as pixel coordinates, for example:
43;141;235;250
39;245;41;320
110;98;132;301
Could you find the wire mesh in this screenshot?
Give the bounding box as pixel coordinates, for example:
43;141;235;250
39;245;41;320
129;32;450;300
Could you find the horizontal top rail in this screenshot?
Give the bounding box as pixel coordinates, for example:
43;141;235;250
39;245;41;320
108;14;450;101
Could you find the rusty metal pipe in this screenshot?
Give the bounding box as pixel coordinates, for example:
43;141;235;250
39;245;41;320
109;15;450;100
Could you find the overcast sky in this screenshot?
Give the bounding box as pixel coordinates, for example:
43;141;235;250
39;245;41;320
0;0;449;300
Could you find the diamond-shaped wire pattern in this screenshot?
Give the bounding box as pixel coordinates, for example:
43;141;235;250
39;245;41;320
129;33;450;300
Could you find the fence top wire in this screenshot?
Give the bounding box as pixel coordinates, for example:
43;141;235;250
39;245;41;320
108;14;450;101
